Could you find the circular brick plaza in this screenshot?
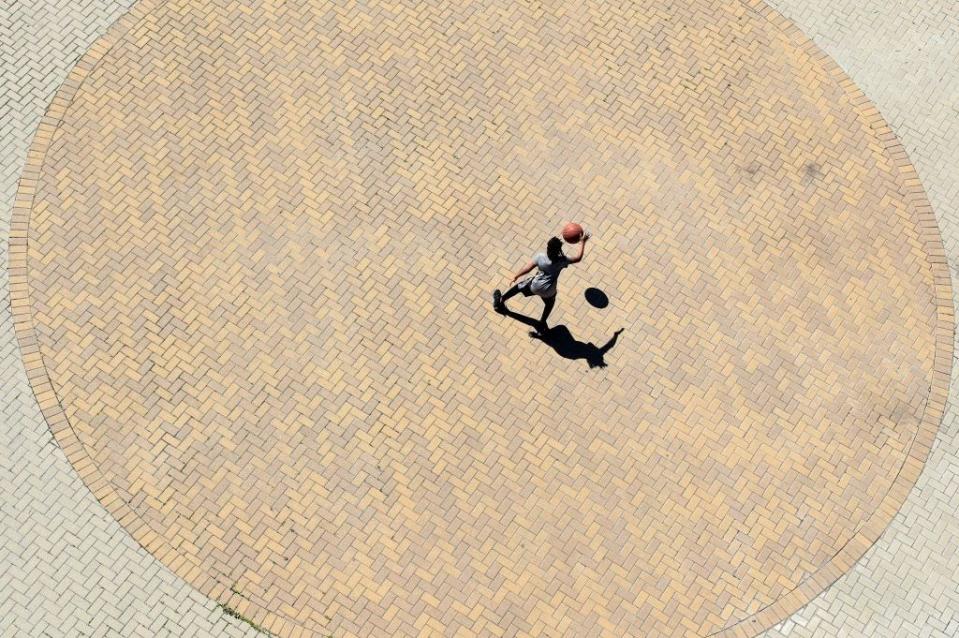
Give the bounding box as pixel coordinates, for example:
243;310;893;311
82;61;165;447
9;0;952;636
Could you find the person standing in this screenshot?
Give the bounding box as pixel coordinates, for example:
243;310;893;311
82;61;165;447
493;229;589;335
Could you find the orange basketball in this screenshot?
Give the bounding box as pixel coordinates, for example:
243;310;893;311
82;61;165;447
562;222;583;243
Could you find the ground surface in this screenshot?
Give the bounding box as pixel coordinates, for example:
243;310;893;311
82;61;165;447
2;1;958;637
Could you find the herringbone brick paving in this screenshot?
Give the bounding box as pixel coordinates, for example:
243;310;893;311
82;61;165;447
1;1;959;638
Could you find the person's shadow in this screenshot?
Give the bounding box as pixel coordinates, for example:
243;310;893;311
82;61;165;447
500;308;624;369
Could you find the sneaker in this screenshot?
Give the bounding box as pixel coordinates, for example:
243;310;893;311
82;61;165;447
493;289;505;312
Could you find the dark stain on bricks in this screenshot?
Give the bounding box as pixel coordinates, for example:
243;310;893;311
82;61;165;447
803;161;823;184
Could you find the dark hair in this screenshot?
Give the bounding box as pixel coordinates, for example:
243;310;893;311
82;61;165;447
546;236;564;261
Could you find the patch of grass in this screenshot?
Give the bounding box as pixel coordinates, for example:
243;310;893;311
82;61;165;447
216;584;333;637
216;603;276;636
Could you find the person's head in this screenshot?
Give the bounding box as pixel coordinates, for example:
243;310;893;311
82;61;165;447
546;236;564;261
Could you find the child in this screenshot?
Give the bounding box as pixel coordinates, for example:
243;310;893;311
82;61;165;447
493;229;589;334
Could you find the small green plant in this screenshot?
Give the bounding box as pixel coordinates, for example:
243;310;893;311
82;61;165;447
216;603;276;636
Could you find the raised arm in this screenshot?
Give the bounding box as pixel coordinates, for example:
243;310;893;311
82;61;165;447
511;260;536;283
568;231;589;263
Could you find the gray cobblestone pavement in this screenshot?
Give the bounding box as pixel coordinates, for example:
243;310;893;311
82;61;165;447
1;0;957;636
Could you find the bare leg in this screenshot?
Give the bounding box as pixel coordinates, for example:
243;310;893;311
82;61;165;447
500;284;521;303
539;294;556;328
494;283;521;312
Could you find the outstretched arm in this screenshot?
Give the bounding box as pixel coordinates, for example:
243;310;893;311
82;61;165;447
510;261;535;283
568;231;589;263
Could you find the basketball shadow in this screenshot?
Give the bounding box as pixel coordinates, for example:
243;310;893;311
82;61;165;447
500;308;623;369
584;287;609;308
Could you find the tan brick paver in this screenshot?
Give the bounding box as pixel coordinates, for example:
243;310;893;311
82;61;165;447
5;0;954;637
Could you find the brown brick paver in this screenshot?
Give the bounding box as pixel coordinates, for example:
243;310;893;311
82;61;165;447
7;0;953;637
